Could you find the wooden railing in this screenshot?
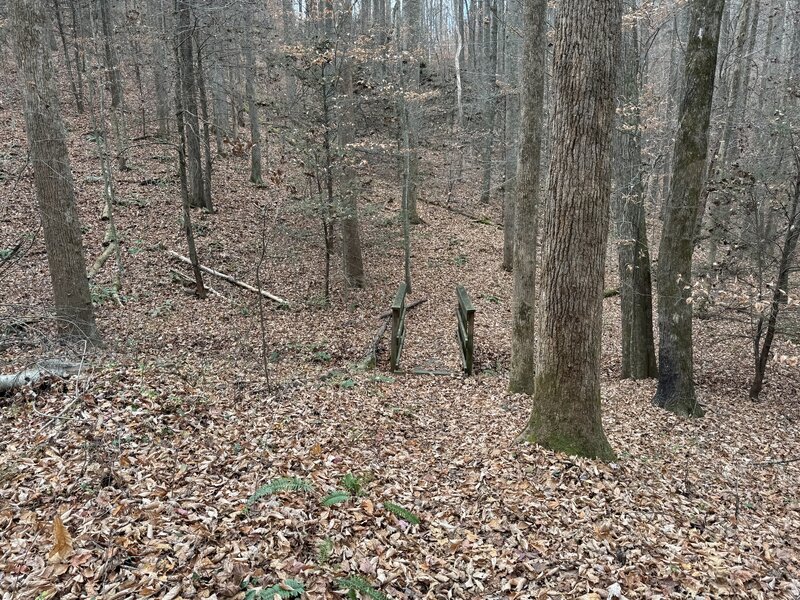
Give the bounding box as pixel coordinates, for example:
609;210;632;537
390;283;408;371
456;285;475;375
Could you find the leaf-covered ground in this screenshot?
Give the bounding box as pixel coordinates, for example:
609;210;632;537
2;97;800;599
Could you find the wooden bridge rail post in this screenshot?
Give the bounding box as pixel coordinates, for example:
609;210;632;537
456;285;475;375
390;283;408;371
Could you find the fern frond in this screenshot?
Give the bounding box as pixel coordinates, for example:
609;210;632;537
247;477;313;507
383;502;420;525
336;576;389;600
322;490;351;506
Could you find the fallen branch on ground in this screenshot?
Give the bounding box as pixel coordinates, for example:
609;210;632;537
170;269;229;302
0;360;82;392
376;297;427;319
167;250;288;305
419;199;502;227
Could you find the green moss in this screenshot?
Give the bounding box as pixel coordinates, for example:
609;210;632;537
519;370;616;461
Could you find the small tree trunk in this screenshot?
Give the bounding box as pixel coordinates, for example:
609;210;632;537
613;2;657;380
194;30;214;211
508;0;545;394
502;0;519;272
53;0;83;112
99;0;129;171
338;0;365;287
176;0;204;207
244;11;264;186
174;37;207;299
479;0;499;204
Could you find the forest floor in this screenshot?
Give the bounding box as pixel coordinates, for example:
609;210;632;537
2;101;800;599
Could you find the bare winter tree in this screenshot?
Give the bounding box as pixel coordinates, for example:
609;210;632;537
612;1;657;380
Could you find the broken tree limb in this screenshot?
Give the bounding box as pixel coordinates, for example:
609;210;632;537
167;250;288;305
376;297;427;319
0;361;81;392
170;269;229;302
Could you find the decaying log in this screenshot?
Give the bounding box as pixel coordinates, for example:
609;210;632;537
0;360;81;392
167;250;288;305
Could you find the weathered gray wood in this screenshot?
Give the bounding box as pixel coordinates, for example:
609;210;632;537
390;283;407;371
456;285;475;375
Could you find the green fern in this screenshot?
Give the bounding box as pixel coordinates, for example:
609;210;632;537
246;477;313;508
341;473;366;496
336;576;389;600
317;538;334;564
322;490;351;506
244;579;304;599
383;502;420;525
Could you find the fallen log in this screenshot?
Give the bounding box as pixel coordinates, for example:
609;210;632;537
0;361;81;392
167;250;288;305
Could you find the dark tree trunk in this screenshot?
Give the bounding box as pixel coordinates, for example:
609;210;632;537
176;0;204;207
612;2;657;380
654;0;726;417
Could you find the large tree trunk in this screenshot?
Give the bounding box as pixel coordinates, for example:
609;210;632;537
508;0;545;394
654;0;726;417
194;30;214;212
612;2;657;380
11;0;100;344
339;0;366;287
518;0;621;460
176;0;204;208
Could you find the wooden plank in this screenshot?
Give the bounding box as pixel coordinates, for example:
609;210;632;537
455;285;475;375
390;283;407;371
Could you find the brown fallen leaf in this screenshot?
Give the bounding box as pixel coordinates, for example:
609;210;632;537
47;515;73;563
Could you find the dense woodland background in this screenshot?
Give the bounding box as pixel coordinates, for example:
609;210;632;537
1;0;800;597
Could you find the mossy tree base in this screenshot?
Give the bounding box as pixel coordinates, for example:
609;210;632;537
519;411;616;461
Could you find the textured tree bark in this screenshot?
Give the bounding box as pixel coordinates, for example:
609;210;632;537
612;4;657;380
151;0;171;139
501;0;519;273
176;0;204;207
99;0;129;172
654;0;725;417
244;10;264;186
194;35;214;212
479;0;499;204
518;0;621;460
11;0;100;344
338;0;365;287
508;0;544;394
404;0;423;224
